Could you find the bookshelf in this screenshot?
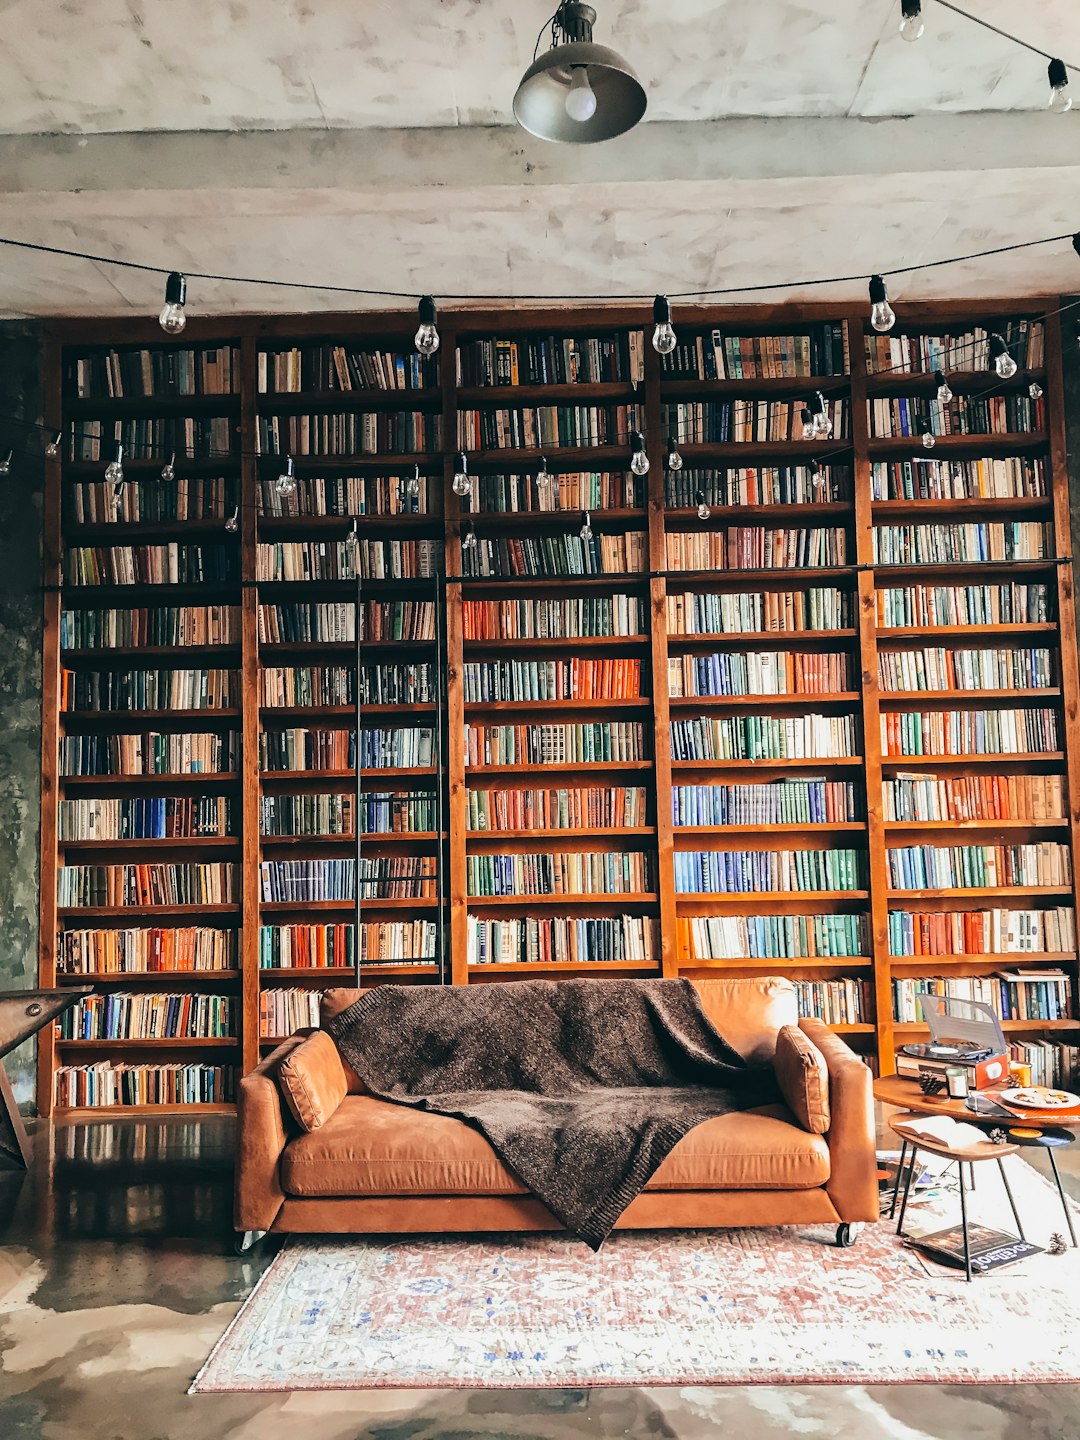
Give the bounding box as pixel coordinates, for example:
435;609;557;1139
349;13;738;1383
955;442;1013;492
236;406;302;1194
37;301;1080;1114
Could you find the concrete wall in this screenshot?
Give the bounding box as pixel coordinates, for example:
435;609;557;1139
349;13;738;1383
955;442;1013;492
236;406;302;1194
0;320;45;1109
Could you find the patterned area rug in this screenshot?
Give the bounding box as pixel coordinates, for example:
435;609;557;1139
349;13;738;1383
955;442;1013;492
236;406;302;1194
194;1162;1080;1390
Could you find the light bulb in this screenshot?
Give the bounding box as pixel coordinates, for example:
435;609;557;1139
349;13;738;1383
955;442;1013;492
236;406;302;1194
225;506;239;533
407;464;421;498
1049;59;1072;113
652;295;677;356
45;431;61;460
415;295;439;356
564;66;597;123
452;452;471;497
920;422;936;450
158;271;187;334
630;432;650;476
579;511;593;542
536;458;551;491
800;408;816;441
104;444;123;484
276;454;297;497
1029;381;1044;400
462;524;477;553
989;334;1018;379
0;450;11;477
813;411;832;438
346;520;359;565
666;436;683;471
161;452;176;483
934;370;953;405
696;492;711;521
899;0;923;42
869;274;895;333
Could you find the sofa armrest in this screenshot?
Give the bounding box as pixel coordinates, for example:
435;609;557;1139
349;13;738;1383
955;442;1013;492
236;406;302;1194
799;1018;880;1224
234;1035;305;1233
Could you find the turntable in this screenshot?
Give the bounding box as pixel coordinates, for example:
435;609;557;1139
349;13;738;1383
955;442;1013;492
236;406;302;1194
895;996;1009;1089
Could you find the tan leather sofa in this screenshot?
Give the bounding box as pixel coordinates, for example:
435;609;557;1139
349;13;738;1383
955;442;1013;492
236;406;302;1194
235;976;879;1247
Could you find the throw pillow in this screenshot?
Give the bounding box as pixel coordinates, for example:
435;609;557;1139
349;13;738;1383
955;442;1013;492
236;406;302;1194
773;1024;831;1134
278;1030;348;1132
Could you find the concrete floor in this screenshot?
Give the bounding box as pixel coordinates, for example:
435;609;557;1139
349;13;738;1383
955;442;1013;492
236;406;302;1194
1;1115;1079;1439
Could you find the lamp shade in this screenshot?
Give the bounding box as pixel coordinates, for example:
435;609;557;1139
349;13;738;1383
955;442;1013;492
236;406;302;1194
513;5;646;144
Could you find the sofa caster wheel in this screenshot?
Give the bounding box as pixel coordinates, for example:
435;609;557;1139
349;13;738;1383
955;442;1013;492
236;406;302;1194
234;1229;265;1255
835;1222;862;1248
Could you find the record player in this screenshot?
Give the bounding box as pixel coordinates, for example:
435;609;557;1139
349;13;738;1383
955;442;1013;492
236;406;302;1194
895;995;1009;1089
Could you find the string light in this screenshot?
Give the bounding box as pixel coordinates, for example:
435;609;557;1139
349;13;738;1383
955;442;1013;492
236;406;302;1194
934;370;953;404
652;295;676;355
105;444;124;484
1049;59;1072;113
696;489;711;521
918;417;936;450
45;431;61;460
630;431;650;476
666;436;683;471
536;455;551;492
579;510;593;542
869;275;896;333
809;391;831;438
800;407;816;441
452;451;471;497
159;272;187;334
989;333;1018;379
415;296;439;356
0;450;11;477
899;0;924;42
224;505;239;533
462;521;477;553
346;516;359;560
275;454;297;497
161;452;176;483
1029;381;1044;399
407;462;421;498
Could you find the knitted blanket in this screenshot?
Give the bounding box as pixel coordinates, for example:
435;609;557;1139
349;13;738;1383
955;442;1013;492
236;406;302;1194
324;977;777;1249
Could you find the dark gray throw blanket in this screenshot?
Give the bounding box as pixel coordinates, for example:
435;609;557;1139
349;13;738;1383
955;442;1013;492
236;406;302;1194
324;977;778;1249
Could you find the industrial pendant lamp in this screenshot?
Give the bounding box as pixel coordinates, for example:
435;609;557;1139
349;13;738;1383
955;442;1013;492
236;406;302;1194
513;2;647;144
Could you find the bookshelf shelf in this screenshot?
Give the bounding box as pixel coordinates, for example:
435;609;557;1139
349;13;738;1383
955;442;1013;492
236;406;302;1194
52;1104;237;1118
39;300;1080;1111
55;1038;240;1050
894;1020;1080;1034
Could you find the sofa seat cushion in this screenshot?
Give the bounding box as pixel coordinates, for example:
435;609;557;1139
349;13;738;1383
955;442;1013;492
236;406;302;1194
280;1097;830;1198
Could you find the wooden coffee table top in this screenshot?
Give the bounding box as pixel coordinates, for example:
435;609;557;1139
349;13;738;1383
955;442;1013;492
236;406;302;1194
875;1073;1080;1129
889;1116;1019;1163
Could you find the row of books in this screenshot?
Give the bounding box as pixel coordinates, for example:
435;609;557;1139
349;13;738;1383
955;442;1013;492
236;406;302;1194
870;457;1046;502
256;475;435;516
659;326;849;380
70;478;235;523
1006;1039;1078;1090
261;792;436;837
880;707;1057;757
259;727;435;771
670;713;857;762
665;528;848;571
59;732;238;777
466;914;659;965
64;544;236;587
256;539;442;582
54;1062;236;1108
887;906;1075;956
665;465;849;509
460;532;646;578
57;926;237;975
258;857;437;902
877;646;1054;693
677;913;867;961
872;522;1052;565
464;472;642;513
466;785;647;831
60;605;240;650
257;601;436;644
260;987;322;1037
665;587;852;636
882;773;1064;824
258;921;437;967
886;843;1071;890
662;399;848;445
257;345;438;394
466;852;654;898
793;980;870;1025
68;347;239;399
464;721;645;766
673;848;863;894
875;582;1050;629
892;973;1072;1024
462;595;645;640
61;669;237;712
667;651;850;698
58;992;234;1040
456;404;641;451
256;412;442;456
259;663;437;708
72;418;234;461
671;779;858;827
455;334;644;387
868;394;1043;438
57;863;237;908
58;796;231;842
863;321;1044;375
462;658;642;703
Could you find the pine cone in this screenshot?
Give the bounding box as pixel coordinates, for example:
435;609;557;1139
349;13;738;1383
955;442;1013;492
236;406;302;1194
1049;1233;1068;1256
918;1073;946;1095
988;1128;1008;1145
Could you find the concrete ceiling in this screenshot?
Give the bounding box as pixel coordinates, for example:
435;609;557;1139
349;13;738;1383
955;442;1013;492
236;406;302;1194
2;0;1080;315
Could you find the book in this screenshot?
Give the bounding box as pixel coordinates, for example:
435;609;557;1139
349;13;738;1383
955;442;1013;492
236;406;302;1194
906;1224;1043;1273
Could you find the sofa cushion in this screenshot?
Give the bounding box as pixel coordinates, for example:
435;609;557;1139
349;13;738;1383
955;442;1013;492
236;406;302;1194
321;988;367;1094
689;977;798;1063
278;1031;349;1133
772;1025;831;1134
280;1096;830;1197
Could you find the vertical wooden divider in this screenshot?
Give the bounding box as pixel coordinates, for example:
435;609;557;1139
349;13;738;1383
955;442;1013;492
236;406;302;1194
848;314;894;1073
642;338;678;977
239;334;261;1072
440;321;468;985
1043;309;1080;1025
37;331;63;1117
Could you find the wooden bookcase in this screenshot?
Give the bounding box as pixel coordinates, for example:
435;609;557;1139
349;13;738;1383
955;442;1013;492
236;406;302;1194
37;300;1080;1116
